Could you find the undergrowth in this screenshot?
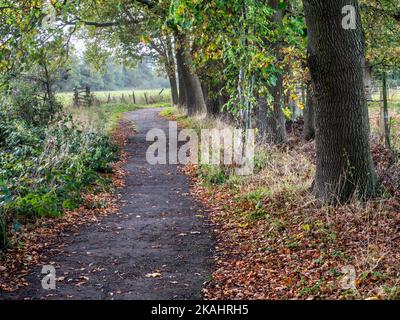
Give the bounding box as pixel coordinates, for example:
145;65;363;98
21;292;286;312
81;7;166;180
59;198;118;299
0;98;135;250
163;106;400;300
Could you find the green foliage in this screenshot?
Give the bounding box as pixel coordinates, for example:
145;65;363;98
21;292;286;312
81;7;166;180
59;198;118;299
299;278;325;297
0;1;44;75
1;82;63;127
0;90;119;249
168;0;306;118
198;165;231;185
14;192;60;218
361;0;400;68
243;187;271;220
253;149;271;172
0;116;118;214
159;107;175;118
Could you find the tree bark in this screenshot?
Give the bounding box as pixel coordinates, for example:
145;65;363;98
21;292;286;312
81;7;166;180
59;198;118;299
150;36;179;107
303;83;315;141
202;81;221;116
166;37;179;106
256;72;287;144
168;73;179;106
174;33;206;115
182;51;206;115
175;40;187;109
304;0;376;202
256;0;287;144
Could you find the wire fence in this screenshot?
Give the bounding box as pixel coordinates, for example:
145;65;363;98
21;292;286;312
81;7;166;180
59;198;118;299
368;85;400;149
291;84;400;148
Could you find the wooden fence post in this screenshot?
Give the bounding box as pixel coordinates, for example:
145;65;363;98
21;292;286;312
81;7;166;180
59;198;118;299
73;87;79;107
85;86;92;107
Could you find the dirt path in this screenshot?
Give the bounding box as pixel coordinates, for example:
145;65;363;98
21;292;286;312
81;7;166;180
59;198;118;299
2;108;213;300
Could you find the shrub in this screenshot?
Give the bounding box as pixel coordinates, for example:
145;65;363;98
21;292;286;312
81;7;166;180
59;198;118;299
198;164;232;185
0;95;119;250
2;80;62;127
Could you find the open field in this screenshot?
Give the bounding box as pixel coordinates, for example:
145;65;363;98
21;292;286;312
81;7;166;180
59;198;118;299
368;88;400;148
369;88;400;110
57;88;171;107
65;102;171;133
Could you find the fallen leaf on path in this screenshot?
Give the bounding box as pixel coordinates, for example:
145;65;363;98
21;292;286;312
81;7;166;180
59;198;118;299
145;272;162;278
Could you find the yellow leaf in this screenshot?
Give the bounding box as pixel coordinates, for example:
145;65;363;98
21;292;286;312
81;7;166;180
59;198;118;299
145;272;162;278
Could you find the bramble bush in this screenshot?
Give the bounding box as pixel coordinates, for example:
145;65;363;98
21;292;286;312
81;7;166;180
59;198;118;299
0;88;118;250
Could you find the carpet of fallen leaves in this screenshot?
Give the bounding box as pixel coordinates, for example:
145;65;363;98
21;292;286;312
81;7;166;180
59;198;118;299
183;127;400;300
0;119;133;293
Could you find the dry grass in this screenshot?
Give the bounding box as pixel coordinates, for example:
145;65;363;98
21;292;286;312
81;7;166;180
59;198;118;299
164;107;400;300
197;144;400;300
65;103;138;133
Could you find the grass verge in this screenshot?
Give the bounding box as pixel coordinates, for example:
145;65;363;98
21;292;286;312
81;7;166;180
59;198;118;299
162;107;400;300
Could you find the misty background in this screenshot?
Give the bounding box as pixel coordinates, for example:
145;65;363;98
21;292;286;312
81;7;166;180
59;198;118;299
54;54;170;92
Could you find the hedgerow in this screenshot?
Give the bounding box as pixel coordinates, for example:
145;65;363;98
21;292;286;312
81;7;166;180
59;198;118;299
0;91;118;249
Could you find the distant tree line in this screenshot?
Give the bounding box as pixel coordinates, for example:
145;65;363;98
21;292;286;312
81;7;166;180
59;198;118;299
54;55;170;92
374;70;400;87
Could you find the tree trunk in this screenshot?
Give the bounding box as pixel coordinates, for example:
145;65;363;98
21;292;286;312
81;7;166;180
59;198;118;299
0;219;8;250
175;36;187;109
181;51;206;115
304;0;376;203
303;83;315;141
174;33;206;115
256;0;287;144
256;72;287;144
168;73;179;106
166;37;179;106
202;81;221;116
